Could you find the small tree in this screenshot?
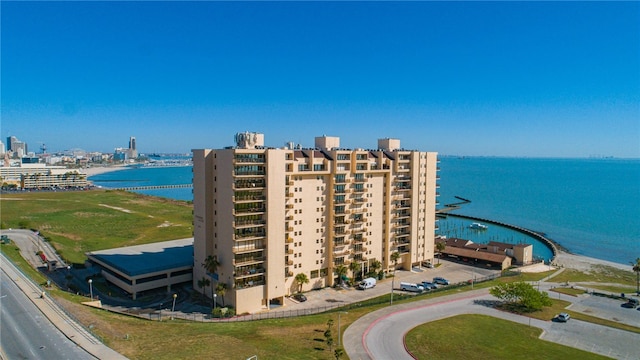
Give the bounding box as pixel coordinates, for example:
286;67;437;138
349;261;361;282
436;241;446;265
325;318;334;353
369;259;382;277
334;348;344;360
202;255;220;304
390;251;400;271
490;282;552;312
334;265;348;285
215;283;228;306
202;255;219;275
632;258;640;295
294;273;309;293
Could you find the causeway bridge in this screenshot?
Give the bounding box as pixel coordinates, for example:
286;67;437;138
109;184;192;191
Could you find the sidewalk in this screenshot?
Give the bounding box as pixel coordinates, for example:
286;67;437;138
0;254;128;360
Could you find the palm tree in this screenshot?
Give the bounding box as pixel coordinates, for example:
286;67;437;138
202;255;220;275
390;251;400;270
436;241;446;265
294;273;309;293
632;257;640;295
369;259;382;277
390;251;400;305
197;277;212;308
201;255;219;305
215;283;228;306
349;261;361;282
334;265;348;286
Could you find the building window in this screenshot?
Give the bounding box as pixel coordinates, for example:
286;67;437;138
310;270;319;279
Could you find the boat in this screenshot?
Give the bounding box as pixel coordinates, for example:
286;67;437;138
469;222;488;230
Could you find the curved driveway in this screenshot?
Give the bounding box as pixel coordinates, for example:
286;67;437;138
344;289;640;360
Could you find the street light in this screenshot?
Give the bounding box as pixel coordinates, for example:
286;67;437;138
88;279;93;300
171;293;177;320
213;293;217;311
337;311;348;347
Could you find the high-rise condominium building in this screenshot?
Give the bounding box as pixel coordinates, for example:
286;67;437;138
192;133;439;314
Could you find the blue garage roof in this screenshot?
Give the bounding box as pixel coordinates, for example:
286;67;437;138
87;238;193;277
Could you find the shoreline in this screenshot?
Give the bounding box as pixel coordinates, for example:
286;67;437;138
79;168;633;272
82;166;129;177
553;251;632;272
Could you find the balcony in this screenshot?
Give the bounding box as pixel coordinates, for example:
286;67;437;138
286;192;294;198
352;246;367;254
233;256;265;266
233;195;266;203
235;267;265;279
233;219;266;228
287;226;294;232
233;180;266;189
333;246;349;256
286;248;294;255
234;170;266;177
233;207;266;215
353;236;366;243
286;237;294;243
286;204;294;209
286;271;294;277
286;215;293;221
286;259;293;266
235;232;266;240
233;156;265;164
352;227;368;234
233;244;265;254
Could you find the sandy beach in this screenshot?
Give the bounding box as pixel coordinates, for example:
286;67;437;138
553;251;633;272
82;166;129;177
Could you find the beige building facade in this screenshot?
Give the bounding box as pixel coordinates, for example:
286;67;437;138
193;133;439;314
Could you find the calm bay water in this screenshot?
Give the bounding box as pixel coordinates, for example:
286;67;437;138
89;157;640;265
437;157;640;265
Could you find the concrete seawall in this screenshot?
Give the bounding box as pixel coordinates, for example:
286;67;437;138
442;213;559;260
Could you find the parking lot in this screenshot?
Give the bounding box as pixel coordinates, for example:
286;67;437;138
280;259;500;312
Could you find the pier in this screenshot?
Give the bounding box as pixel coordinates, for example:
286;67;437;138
108;184;192;191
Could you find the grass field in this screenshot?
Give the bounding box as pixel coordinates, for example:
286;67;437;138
404;314;610;360
2;190;638;359
0;190;193;264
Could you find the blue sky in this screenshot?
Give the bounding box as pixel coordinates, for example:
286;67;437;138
2;1;639;157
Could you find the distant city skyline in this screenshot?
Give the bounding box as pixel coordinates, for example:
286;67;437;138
2;2;639;158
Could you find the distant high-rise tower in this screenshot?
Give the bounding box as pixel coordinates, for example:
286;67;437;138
6;136;27;158
128;136;137;159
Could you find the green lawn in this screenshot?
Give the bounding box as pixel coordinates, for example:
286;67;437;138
0;190;193;264
404;314;610;360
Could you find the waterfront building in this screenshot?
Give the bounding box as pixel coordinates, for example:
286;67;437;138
0;164;87;189
193;132;439;314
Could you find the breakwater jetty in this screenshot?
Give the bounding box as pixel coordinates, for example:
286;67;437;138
441;213;559;260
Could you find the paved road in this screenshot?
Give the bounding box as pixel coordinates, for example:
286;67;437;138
344;289;640;360
1;266;96;360
0;253;127;360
